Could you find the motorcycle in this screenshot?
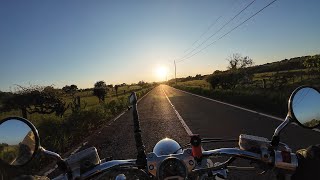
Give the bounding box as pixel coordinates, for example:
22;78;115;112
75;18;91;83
0;86;319;179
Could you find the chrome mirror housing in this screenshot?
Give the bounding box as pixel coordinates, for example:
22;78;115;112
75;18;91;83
289;87;320;128
0;117;40;166
271;86;320;146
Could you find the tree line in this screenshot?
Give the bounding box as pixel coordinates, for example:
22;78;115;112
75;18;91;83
207;54;320;90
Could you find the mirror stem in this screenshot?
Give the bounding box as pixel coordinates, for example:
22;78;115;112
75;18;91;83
40;147;63;161
130;93;147;169
271;115;291;147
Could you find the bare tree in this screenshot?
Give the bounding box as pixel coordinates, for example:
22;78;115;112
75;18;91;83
1;85;68;118
227;53;254;70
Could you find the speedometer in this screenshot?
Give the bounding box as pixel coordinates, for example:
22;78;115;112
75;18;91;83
157;157;188;180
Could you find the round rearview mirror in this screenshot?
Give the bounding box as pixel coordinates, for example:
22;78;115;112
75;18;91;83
0;117;40;166
290;87;320;129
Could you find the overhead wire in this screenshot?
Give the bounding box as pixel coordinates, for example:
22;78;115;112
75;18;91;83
177;0;256;62
177;0;279;63
183;15;222;54
182;0;241;54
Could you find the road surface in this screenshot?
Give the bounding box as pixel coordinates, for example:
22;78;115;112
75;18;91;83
47;85;320;179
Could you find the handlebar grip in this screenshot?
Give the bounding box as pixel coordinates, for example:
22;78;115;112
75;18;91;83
291;145;320;180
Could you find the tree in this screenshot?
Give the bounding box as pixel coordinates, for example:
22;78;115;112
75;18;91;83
70;85;78;93
107;84;114;91
207;71;244;89
62;84;78;96
1;85;68;118
138;81;146;85
227;53;254;70
93;81;107;102
114;85;119;96
195;74;202;80
303;55;320;77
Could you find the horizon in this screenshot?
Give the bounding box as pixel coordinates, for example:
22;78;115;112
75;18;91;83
1;0;319;91
1;53;317;92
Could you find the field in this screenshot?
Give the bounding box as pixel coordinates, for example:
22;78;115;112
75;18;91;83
170;69;320;118
175;80;211;90
0;84;155;176
0;145;19;165
0;85;149;123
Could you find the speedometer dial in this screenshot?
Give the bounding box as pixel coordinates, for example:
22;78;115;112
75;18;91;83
157;157;188;180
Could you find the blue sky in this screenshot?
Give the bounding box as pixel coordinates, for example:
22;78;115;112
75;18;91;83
0;0;319;91
0;119;32;145
292;88;320;124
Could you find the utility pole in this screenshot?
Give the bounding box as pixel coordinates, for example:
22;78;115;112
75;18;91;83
174;60;177;85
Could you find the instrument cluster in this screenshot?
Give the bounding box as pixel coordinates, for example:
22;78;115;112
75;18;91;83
147;149;195;180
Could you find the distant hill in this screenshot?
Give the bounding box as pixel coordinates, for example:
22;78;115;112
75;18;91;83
169;55;317;83
245;55;312;74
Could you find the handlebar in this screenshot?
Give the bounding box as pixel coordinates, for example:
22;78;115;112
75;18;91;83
202;148;263;161
203;148;298;171
81;159;137;178
53;147;297;179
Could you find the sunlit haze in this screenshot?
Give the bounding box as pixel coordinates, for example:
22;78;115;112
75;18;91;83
155;66;168;82
0;0;319;91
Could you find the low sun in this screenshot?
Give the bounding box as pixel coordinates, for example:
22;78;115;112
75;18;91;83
156;66;168;80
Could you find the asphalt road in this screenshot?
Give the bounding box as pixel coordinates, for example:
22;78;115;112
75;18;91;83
47;84;320;179
163;85;320;151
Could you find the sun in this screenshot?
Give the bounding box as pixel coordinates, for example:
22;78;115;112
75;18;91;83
155;66;168;81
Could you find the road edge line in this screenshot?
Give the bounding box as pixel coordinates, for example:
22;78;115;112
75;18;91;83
169;86;320;133
161;87;193;136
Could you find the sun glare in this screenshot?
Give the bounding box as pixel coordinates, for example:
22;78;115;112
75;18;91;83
156;66;168;81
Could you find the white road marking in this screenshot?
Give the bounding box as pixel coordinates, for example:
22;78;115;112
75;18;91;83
162;87;193;136
43;87;155;176
169;86;320;133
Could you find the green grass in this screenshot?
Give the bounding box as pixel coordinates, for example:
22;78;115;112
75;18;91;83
74;85;143;98
0;84;148;120
0;145;19;164
0;85;155;176
176;80;211;90
173;67;320;117
0;85;152;120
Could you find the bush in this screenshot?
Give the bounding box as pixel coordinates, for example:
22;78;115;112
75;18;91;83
37;117;68;152
207;70;252;90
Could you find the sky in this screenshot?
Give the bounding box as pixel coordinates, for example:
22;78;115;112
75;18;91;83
0;0;319;91
0;119;32;145
292;88;320;124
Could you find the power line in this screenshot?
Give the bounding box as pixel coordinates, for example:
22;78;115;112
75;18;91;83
183;16;222;53
182;0;240;54
177;0;256;62
177;0;279;63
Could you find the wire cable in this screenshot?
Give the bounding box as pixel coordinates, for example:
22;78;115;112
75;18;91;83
183;16;222;53
182;0;241;54
177;0;279;63
178;0;256;62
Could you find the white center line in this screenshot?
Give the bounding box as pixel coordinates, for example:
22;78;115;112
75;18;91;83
162;87;193;136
